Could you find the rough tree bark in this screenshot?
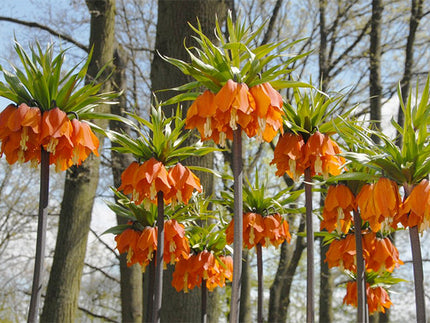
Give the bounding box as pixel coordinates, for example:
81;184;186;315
110;44;144;323
149;1;230;321
40;1;116;322
395;0;424;147
268;216;306;322
369;0;383;143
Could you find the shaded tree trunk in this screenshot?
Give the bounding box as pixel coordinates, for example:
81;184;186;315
111;45;143;323
369;0;383;143
149;1;230;321
396;0;424;147
268;216;306;322
40;1;116;322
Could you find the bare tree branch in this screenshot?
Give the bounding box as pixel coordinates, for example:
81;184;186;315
260;0;284;46
78;306;119;323
0;16;88;52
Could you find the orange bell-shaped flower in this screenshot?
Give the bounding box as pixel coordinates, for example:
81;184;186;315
247;82;284;142
70;119;99;165
325;233;357;271
303;131;345;179
343;282;392;314
164;219;190;265
185;90;217;141
114;227;142;266
135;226;158;271
166;163;202;205
0;103;42;165
395;179;430;232
262;213;291;247
321;184;355;234
356;178;400;233
270;132;306;181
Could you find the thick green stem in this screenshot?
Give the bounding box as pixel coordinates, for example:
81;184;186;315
256;243;263;323
28;149;50;323
230;128;243;323
353;210;368;323
201;279;207;323
409;225;426;323
304;168;314;323
152;192;164;323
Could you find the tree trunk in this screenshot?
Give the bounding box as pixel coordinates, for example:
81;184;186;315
268;215;306;322
111;45;143;323
369;0;383;143
396;0;424;147
40;1;116;322
150;1;230;321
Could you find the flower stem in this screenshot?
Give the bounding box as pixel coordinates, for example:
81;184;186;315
146;259;155;322
403;185;426;323
409;225;426;322
152;192;164;323
256;243;263;323
230;127;243;323
304;167;314;323
201;279;207;323
353;210;368;323
28;149;50;323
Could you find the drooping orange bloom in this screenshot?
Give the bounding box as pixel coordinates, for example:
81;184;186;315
185;90;218;141
70;119;99;165
135;226;158;270
356;178;400;232
321;184;355;234
226;212;264;248
118;158;171;205
164;219;190;265
343;281;392;314
171;251;233;293
262;213;291;247
303;131;345;179
395;180;430;232
226;212;291;249
0;103;42;164
114;227;142;266
165;163;202;205
325;233;357;271
214;79;255;134
247;82;284;142
362;231;403;273
270;132;306;181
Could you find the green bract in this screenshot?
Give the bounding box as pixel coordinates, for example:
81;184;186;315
161;10;310;105
0;41;116;118
338;76;430;186
107;105;220;166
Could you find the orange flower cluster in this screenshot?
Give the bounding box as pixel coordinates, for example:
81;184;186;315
343;281;392;314
226;212;291;249
0;104;99;171
396;180;430;232
321;184;355;234
186;80;284;146
362;231;403;273
356;178;401;232
114;219;190;271
325;231;403;273
271;131;344;181
171;250;233;292
118;159;201;206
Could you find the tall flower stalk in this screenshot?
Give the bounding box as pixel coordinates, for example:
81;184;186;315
0;42;115;322
162;12;308;321
339;77;430;322
271;89;348;322
106;106;215;322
